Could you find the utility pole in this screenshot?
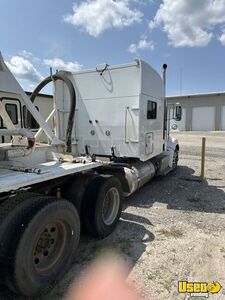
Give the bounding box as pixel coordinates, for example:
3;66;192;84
180;68;183;96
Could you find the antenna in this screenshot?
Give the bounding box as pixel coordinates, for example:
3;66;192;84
180;68;183;96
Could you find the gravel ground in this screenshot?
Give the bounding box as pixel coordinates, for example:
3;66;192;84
1;131;225;300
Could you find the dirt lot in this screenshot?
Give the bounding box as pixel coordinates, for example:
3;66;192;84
1;132;225;300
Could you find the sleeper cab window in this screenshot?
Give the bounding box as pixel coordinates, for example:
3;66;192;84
5;103;18;124
147;100;157;119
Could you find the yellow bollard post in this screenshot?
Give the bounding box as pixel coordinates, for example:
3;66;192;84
56;188;61;199
200;137;206;178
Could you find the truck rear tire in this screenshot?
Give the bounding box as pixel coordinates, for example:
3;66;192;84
3;197;80;297
66;173;98;215
82;176;123;238
0;193;46;284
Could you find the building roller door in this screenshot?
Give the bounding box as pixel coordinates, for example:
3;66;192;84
192;106;215;131
221;106;225;130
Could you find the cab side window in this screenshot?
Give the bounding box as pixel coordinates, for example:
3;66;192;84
147;100;157;119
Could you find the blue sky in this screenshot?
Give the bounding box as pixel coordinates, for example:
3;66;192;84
1;0;225;96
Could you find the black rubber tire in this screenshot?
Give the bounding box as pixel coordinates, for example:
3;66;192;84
0;192;40;224
82;176;123;238
0;193;44;282
172;148;179;169
1;197;80;297
66;173;98;215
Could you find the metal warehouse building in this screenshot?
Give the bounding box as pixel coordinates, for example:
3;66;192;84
168;92;225;131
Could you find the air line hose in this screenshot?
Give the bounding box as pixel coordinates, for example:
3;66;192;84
29;72;76;153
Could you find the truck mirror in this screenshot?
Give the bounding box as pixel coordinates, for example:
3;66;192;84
175;106;182;121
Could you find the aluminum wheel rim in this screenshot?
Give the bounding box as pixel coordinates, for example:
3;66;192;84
102;187;120;226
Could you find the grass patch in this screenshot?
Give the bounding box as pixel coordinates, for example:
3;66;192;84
147;273;155;281
162;280;172;292
146;270;160;281
145;249;153;256
157;228;183;238
181;176;203;183
188;196;201;203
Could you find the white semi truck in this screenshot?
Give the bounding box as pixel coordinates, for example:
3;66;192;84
0;52;181;297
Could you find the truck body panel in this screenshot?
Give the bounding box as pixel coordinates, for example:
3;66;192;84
0;158;101;193
55;60;164;161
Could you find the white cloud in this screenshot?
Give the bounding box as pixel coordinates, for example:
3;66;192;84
18;50;33;59
4;52;83;91
43;58;82;72
19;50;41;63
64;0;143;37
6;56;44;83
128;38;155;53
150;0;225;47
218;29;225;45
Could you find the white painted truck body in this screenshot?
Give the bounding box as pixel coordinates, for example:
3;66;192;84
55;60;165;161
0;159;101;193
